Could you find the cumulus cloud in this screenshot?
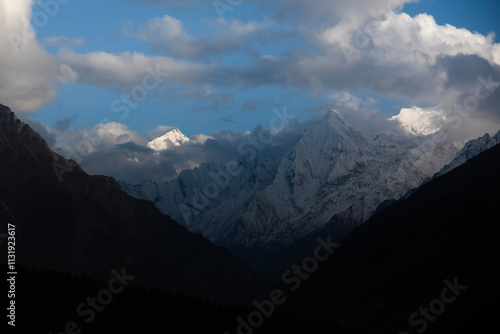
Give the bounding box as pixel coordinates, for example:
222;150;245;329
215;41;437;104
53;122;146;156
36;115;308;183
326;92;392;134
134;15;267;60
50;5;499;133
136;15;200;58
134;0;414;26
4;0;498;145
45;120;235;182
330;92;376;112
235;10;500;139
236;12;499;98
316;12;500;99
55;48;240;93
0;0;75;112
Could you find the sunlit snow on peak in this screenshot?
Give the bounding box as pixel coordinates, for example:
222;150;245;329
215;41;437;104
390;106;447;136
147;128;190;151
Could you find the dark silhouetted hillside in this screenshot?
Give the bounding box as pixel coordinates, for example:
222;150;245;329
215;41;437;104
10;265;356;334
282;142;500;333
0;103;265;304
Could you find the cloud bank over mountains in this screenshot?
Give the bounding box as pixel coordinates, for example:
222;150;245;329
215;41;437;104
1;0;500;181
2;0;499;112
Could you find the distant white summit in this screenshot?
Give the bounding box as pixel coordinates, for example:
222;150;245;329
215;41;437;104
147;128;190;151
389;106;447;136
121;106;498;257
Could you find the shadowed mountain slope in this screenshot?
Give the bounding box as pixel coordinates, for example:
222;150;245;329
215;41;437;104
0;103;265;304
282;142;500;333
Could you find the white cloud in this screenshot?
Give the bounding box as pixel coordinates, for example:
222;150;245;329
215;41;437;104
330;92;372;112
134;15;269;60
190;133;215;145
136;15;200;58
35;117;306;183
322;12;500;65
0;0;54;111
43;35;84;47
55;48;213;91
3;0;498;145
389;106;447;136
139;0;414;26
53;122;146;156
327;92;390;135
0;0;76;112
238;11;500;129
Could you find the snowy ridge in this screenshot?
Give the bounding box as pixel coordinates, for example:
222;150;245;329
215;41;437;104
389;107;447;136
434;130;500;178
147;128;189;151
229;111;464;253
120;109;498;256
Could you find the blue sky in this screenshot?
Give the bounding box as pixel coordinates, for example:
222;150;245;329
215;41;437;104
405;0;500;36
27;0;313;136
1;0;500;182
14;0;497;137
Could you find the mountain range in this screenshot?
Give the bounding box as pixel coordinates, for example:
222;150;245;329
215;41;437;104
2;102;499;333
0;103;265;304
282;136;500;333
120;109;500;279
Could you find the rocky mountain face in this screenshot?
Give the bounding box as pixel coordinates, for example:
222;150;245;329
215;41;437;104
119;154;279;242
120;109;499;278
433;131;500;178
0;104;265;304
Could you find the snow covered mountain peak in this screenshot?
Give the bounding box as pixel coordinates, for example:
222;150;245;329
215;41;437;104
316;109;372;150
324;108;344;120
147;127;190;151
390;106;447;136
310;109;368;146
121;107;499;262
323;109;348;127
